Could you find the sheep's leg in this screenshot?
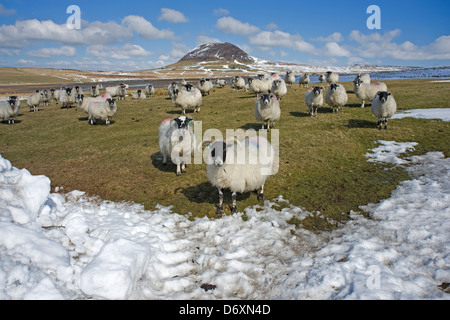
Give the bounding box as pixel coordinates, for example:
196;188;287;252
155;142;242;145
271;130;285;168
231;192;237;214
217;188;224;215
162;155;167;165
176;164;181;176
181;162;186;174
257;185;264;202
361;100;365;109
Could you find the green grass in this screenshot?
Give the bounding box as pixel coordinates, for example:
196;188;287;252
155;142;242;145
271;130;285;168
1;78;449;231
0;68;75;85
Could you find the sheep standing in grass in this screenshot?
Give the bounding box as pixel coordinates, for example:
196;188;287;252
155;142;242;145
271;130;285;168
326;71;339;84
248;77;264;97
41;90;51;106
354;79;387;109
325;83;348;113
198;78;213;96
371;91;397;130
204;136;275;214
0;96;20;124
318;74;326;83
255;93;281;131
232;76;246;92
299;73;310;88
158;116;196;176
271;79;288;101
216;79;226;88
167;82;178;99
106;84;127;101
77;93;112;113
285;71;296;87
27;91;43;112
145;84;155;97
86;98;117;126
132;89;147;100
305;86;324;117
171;87;202;115
58;88;75;109
91;85;101;97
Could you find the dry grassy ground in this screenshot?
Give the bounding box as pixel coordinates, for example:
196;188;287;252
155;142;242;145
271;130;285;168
1;78;449;231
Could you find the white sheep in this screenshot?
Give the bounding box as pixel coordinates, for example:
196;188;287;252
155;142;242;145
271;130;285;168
158;116;196;176
299;73;310;88
91;84;101;97
232;76;246;92
255;93;281;131
86;98;117;126
77;93;112;113
171;87;203;115
326;71;339;84
318;74;326;83
248;77;264;97
0;96;20;124
27;91;43;112
305;86;324;117
354;79;388;109
145;84;155;97
216;79;226;88
371;91;397;130
132;89;147;100
284;71;296;87
167;82;178;99
106;84;127;100
354;73;371;84
198;78;213;96
204;136;275;214
41;90;51;106
271;79;288;100
58;88;76;109
325;83;348;113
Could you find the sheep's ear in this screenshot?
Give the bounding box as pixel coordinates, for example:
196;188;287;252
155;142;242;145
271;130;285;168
387;92;392;96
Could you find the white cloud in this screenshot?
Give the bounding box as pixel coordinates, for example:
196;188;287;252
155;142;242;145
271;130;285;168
159;43;190;62
314;32;344;43
249;30;317;54
196;35;221;45
216;17;259;36
265;23;278;31
28;46;76;58
87;44;151;60
159;8;188;23
122;15;175;40
0;4;15;15
213;8;230;17
323;42;350;57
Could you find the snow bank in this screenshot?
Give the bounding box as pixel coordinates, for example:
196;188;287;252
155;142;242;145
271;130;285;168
392;108;450;122
0;140;449;300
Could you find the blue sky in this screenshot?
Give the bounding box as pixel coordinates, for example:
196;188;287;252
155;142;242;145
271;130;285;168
0;0;449;70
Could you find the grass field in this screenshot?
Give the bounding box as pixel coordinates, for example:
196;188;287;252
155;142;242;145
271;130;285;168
0;67;76;85
1;78;449;231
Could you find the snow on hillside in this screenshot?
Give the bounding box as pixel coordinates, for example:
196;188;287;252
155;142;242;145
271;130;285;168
0;112;449;300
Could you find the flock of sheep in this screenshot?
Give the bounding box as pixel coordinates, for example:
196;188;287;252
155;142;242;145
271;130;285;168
0;70;397;214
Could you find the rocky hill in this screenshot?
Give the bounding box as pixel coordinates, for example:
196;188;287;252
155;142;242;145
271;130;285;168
179;42;254;63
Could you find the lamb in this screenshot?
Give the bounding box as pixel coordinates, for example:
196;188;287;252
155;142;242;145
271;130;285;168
299;73;310;88
325;83;348;113
171;87;202;115
354;73;371;84
132;89;147;100
158;116;196;176
204;136;275;214
167;82;178;99
145;84;155;97
271;79;288;100
371;91;397;130
255;93;281;131
284;71;296;87
86;98;117;126
106;84;127;100
0;96;20;124
354;79;388;108
27;91;44;112
198;78;213;96
305;86;324;117
232;76;246;92
326;71;339;84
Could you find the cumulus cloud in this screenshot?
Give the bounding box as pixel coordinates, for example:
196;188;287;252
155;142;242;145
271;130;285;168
28;46;76;58
249;30;317;54
349;29;450;60
87;44;151;60
159;43;190;62
213;8;230;17
0;4;15;15
122;15;175;40
216;17;259;36
314;32;344;43
196;35;221;45
323;42;350;57
158;8;188;23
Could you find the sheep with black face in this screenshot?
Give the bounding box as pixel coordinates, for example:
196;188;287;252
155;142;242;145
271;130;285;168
371;91;397;130
255;93;281;131
305;86;324;117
